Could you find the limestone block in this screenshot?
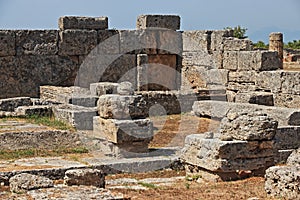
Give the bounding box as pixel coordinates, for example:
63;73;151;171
137;54;178;91
192;100;300;126
181;134;274;172
275;127;300;150
274;93;300;108
157;30;182;54
238;51;281;71
219;109;278;141
255;71;283;93
0;97;32;112
226;90;236;102
119;30;157;54
265;166;300;200
16;30;58;55
0;30;15;56
90;82;119;96
210;30;233;51
206;69;229;85
98;54;137;88
64;169;105;188
182;52;215;67
287;148;300;166
228;71;257;83
97;95;148;119
281;71;300;95
15;105;52;117
223;37;252;51
59;16;108;30
9;173;53;193
93;117;153;144
97;30;120;54
59;29;97;55
223;51;238;71
182;30;211;52
227;82;257;92
117;81;134;95
235;92;274;106
136;15;180;30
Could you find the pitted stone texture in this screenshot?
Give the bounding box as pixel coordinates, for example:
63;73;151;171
15;105;52;117
193;100;300;126
235;92;274;106
90;82;119;96
287;148;300;166
93;117;153;144
137;15;180;30
220;110;278;141
0;30;15;56
59;16;108;30
182;30;211;52
181;134;274;172
223;37;252;51
210;30;234;51
157;30;182;54
64;169;105;188
223;51;238;70
238;51;281;71
97;95;147;120
265;166;300;200
9;173;53;193
59;29;97;55
0;97;32;112
117;81;134;95
274;93;300;109
274;127;300;150
97;30;120;54
16;30;58;55
228;71;257;83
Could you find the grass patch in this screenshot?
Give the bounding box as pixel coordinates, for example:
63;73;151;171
138;182;159;189
0;147;89;160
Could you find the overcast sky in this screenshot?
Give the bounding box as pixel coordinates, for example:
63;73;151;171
0;0;299;43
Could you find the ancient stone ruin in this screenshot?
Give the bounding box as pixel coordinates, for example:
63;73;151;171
0;14;300;199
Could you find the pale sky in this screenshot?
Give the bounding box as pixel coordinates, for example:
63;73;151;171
0;0;299;43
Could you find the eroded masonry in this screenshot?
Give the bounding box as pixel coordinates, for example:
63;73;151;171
1;15;300;199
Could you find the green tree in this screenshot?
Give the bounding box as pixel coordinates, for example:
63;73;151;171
253;41;269;49
224;25;248;39
284;40;300;50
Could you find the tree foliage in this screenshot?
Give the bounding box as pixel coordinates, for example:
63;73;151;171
253;41;269;49
284;40;300;50
224;25;248;39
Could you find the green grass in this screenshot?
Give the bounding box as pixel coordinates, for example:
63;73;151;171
0;147;89;160
138;182;159;189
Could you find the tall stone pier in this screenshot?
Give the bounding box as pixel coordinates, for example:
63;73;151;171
269;32;283;67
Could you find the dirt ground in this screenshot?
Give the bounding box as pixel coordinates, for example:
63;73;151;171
149;114;220;148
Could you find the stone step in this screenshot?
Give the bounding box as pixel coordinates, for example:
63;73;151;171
193;100;300;126
0;97;32;112
15;105;52;117
274;126;300;150
235;91;274;106
53;104;97;130
40;86;98;107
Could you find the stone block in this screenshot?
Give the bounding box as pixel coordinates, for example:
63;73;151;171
182;51;215;67
265;166;300;200
117;81;134;95
227;82;257;92
136;15;180;30
90;82;119;96
9;173;53;193
219;109;278;141
238;51;281;71
93;117;153;144
53;104;97;130
192;100;300;126
15;105;52;117
223;37;252;51
281;71;300;95
157;30;182;54
59;29;97;55
228;71;257;83
0;97;32;112
223;51;238;71
226;90;236;102
138;54;178;91
0;30;15;56
182;30;211;52
274;93;300;108
287;148;300;166
119;30;157;54
274;149;294;164
210;30;233;51
206;69;229;85
275;127;300;150
97;30;120;54
97;95;147;120
59;16;108;30
255;71;283;92
16;30;58;55
99;54;137;88
235;92;274;106
181;134;274;172
64;169;105;188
